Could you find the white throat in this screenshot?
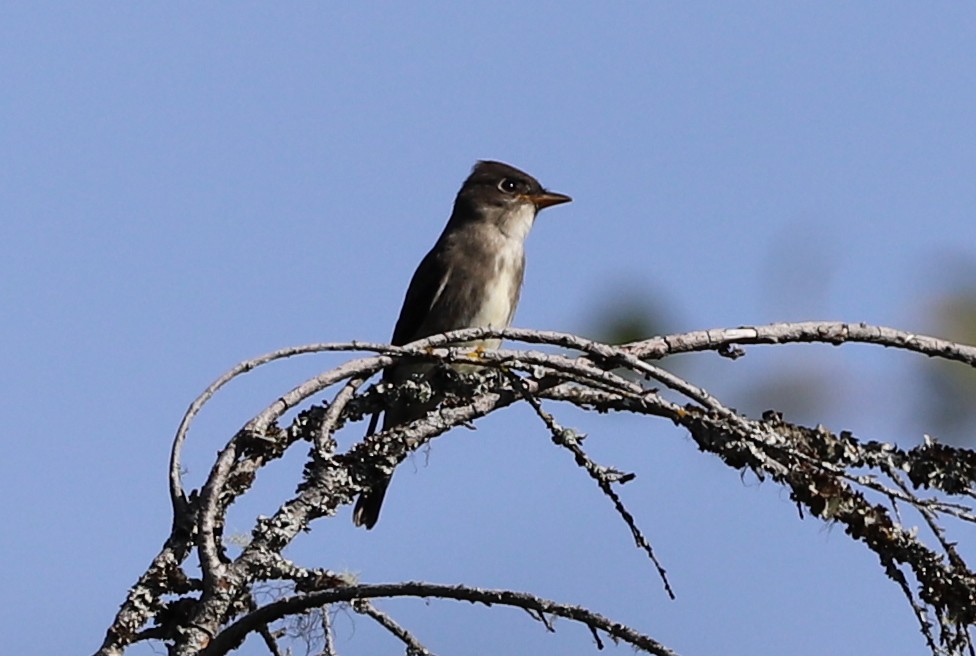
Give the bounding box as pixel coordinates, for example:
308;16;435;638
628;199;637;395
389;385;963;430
497;202;536;242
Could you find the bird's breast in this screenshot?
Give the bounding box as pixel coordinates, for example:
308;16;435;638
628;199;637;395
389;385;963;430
468;236;524;333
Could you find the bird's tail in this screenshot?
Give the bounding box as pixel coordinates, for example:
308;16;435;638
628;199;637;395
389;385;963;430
352;476;390;529
353;411;388;529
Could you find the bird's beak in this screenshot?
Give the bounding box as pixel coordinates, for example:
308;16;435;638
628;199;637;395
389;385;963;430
528;191;573;210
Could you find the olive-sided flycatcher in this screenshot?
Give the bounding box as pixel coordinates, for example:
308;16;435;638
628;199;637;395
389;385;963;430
353;160;572;529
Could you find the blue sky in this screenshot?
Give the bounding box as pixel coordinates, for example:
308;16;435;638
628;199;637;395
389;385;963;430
4;4;976;654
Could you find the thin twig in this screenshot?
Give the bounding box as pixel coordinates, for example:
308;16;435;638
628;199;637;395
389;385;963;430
352;599;435;656
506;370;675;599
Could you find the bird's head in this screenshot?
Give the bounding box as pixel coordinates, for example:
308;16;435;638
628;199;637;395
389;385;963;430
451;160;572;239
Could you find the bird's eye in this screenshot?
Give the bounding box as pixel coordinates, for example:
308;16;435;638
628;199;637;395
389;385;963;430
498;178;519;194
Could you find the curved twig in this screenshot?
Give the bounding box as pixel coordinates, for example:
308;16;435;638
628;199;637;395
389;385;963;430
201;582;679;656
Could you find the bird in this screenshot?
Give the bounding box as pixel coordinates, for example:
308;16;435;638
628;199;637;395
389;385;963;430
353;160;572;529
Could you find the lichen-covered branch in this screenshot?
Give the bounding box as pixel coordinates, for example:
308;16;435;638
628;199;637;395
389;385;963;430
95;322;976;656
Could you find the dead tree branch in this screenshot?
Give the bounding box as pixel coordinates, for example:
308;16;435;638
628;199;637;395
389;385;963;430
96;322;976;656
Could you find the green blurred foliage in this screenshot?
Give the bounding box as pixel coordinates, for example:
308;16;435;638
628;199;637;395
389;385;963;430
579;248;976;446
574;282;684;385
579;283;674;346
921;283;976;443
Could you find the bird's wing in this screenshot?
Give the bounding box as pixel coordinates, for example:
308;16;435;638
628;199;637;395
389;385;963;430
390;246;450;346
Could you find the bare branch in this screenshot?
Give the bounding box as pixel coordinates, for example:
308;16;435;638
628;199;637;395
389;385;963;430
97;322;976;656
507;369;674;598
201;582;679;656
622;321;976;365
352;599;435;656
